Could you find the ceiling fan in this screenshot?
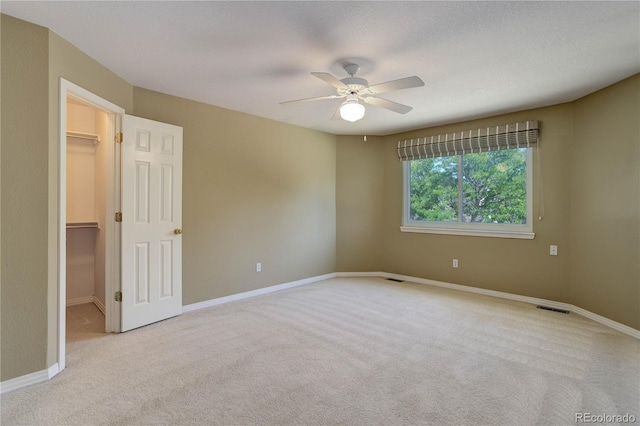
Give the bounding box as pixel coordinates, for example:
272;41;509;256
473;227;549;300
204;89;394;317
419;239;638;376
281;64;424;122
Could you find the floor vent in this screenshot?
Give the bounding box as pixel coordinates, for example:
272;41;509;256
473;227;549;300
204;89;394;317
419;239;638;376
537;305;570;314
386;278;404;283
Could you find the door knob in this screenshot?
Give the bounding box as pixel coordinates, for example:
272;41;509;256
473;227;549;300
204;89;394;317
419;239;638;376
174;228;182;235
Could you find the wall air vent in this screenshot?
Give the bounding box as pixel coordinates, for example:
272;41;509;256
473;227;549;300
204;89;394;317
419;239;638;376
536;305;570;314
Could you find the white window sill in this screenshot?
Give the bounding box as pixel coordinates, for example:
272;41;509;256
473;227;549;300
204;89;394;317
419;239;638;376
400;226;535;240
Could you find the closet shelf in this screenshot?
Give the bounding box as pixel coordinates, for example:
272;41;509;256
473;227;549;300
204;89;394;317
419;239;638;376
66;221;100;229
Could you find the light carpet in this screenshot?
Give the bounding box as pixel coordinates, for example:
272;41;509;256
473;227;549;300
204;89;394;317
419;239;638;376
1;277;639;425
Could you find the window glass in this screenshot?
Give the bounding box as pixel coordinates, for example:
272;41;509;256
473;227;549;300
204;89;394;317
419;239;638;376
461;149;527;224
404;148;532;237
409;156;458;222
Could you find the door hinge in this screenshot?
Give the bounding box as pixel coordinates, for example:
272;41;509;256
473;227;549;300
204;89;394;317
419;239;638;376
115;132;123;143
115;212;123;222
115;291;122;302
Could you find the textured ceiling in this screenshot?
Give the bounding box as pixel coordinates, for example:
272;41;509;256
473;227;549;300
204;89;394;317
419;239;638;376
2;1;639;135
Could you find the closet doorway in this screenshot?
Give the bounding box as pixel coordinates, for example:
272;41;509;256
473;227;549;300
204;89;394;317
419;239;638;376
59;79;125;372
65;97;109;340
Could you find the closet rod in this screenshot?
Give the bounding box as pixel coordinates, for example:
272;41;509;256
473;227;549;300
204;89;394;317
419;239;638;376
66;221;100;229
67;130;100;144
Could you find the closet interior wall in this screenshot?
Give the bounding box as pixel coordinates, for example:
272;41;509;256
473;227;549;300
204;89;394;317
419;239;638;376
66;99;108;313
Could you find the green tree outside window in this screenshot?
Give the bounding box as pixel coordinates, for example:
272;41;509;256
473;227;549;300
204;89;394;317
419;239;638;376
409;148;527;225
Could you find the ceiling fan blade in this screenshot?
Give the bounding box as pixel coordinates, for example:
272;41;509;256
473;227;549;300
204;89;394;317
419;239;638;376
330;104;343;121
368;76;424;94
363;96;413;114
311;72;348;89
280;94;343;105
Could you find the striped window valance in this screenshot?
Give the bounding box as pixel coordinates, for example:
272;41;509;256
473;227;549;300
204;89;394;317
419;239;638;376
397;120;539;161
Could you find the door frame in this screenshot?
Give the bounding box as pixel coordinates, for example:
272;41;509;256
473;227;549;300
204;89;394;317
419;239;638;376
58;78;125;371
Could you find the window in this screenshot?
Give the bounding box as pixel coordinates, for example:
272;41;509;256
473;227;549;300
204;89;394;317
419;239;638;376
398;121;537;239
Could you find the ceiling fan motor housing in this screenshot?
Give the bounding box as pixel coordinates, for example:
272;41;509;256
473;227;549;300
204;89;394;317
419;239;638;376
338;77;369;96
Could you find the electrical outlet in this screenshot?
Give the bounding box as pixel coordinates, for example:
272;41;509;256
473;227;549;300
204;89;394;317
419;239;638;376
550;245;558;256
453;259;459;268
256;262;262;272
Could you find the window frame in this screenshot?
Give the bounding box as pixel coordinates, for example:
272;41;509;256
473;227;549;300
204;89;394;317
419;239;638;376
401;148;535;239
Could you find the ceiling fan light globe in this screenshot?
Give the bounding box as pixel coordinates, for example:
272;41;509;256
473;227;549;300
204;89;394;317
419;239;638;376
340;101;365;122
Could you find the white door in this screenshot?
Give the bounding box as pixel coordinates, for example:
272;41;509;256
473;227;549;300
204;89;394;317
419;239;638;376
121;115;183;332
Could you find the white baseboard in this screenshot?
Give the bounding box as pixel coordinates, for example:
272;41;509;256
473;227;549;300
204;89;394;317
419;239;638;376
182;273;337;313
66;296;94;307
0;363;59;395
569;305;640;339
66;296;106;315
93;296;106;315
335;271;386;278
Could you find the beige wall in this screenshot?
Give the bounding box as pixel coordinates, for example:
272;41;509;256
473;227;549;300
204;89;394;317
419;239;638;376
336;135;384;271
1;14;50;381
570;75;640;329
132;88;336;305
